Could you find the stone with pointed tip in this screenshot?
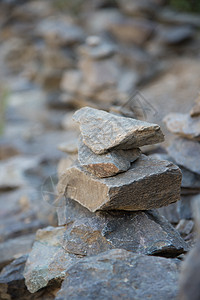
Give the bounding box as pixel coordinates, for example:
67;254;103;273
73;107;164;154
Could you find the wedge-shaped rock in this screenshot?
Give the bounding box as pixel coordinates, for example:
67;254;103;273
168;138;200;175
73;107;164;154
55;249;180;300
58;155;181;212
24;226;77;293
164;113;200;141
78;136;141;177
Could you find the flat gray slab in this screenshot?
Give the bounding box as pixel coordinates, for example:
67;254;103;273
73;107;164;154
58;154;182;212
55;249;180;300
167;137;200;175
78;136;141;177
164;113;200;140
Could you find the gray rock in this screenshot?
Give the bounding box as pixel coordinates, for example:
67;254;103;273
117;0;159;17
159;26;194;45
62;208;188;257
73;107;164;154
176;219;194;237
179;241;200;300
55;249;180;300
0;234;35;270
167;138;200;175
164;113;200;141
190;103;200;118
24;226;77;293
78;136;141;177
58;154;181;212
78;36;117;60
0;255;60;300
36;17;85;46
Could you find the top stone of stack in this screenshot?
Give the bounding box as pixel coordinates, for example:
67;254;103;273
73;107;164;154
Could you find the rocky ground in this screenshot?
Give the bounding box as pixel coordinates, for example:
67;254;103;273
0;0;200;299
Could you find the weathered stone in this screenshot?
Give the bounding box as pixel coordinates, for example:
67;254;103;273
79;58;119;91
164;113;200;141
0;255;60;300
78;37;116;60
62;208;188;257
0;234;35;270
78;137;141;177
176;219;194;237
167;138;200;175
55;249;180;300
58;154;181;212
57;139;78;154
60;70;82;94
36;17;85;46
179;241;200;300
24;226;77;293
159;26;194;45
57;155;78;178
190;95;200;118
73;107;164;154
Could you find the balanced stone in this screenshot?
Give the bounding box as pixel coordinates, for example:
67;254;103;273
167;138;200;175
73;107;164;154
164;113;200;141
78;136;141;177
58;154;181;212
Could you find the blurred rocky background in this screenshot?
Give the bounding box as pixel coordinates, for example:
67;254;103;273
0;0;200;299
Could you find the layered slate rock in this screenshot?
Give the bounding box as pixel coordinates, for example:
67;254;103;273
78;137;141;177
73;107;164;154
55;249;180;300
58;155;182;212
168;138;200;175
24;227;77;293
57;197;188;257
164;113;200;141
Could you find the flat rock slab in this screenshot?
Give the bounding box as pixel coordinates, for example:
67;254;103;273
58;154;181;212
55;249;180;300
57;197;188;257
78;136;141;177
24;226;78;293
164;113;200;141
167;138;200;175
73;107;164;154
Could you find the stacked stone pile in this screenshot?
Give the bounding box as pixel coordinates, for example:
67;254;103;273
20;107;189;298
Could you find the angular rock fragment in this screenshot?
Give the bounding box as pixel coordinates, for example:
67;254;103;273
78;137;141;177
0;255;60;300
55;249;180;300
164;113;200;140
58;155;181;212
190;95;200;118
24;226;77;293
73;107;164;154
167;138;200;175
57;196;188;257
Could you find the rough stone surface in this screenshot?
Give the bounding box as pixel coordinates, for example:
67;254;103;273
57;197;188;257
24;226;77;293
167;138;200;175
78;136;141;177
190;95;200;118
0;255;60;300
73;107;164;154
164;113;200;140
55;249;180;300
179;241;200;300
0;234;35;270
58;154;181;212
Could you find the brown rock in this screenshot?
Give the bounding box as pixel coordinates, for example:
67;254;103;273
78;136;141;177
164;113;200;141
73;107;164;154
58;154;181;212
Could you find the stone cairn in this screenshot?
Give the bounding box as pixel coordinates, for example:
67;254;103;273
58;106;182;212
23;107;189;296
